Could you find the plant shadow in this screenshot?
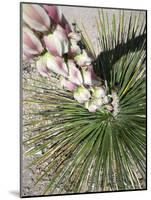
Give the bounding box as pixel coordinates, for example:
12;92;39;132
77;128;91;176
94;33;146;83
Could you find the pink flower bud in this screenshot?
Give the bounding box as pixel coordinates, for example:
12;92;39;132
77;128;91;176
23;4;51;32
60;77;77;91
82;65;98;85
23;48;34;61
43;5;71;34
61;15;72;34
68;60;83;85
44;25;69;57
43;5;62;24
69;40;81;57
23;26;44;55
68;32;81;42
74;50;92;66
36;54;51;77
73;86;91;103
46;52;68;77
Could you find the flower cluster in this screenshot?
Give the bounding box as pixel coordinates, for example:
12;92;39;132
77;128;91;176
23;4;119;114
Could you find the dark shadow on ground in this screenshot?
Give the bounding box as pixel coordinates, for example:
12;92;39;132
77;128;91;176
94;33;146;82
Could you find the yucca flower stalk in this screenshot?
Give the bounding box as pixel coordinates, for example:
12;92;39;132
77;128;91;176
22;3;111;113
22;4;146;196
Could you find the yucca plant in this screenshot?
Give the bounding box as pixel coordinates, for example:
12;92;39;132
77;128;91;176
22;6;146;196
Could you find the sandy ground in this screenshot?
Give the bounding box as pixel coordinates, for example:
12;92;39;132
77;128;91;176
21;5;146;197
59;6;145;54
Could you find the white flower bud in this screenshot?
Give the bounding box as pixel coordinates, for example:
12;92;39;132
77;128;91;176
74;86;91;103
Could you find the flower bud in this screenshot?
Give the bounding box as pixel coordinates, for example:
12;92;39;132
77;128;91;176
23;4;50;32
43;5;71;34
36;54;50;77
43;5;62;24
103;96;109;104
111;91;119;115
23;49;34;61
46;52;68;77
23;26;44;55
94;98;104;107
85;98;103;112
61;15;72;34
74;50;92;66
105;104;114;112
44;25;69;57
85;100;98;112
60;77;77;91
68;32;81;42
92;86;106;98
82;65;98;85
68;60;83;85
73;86;91;103
69;40;81;57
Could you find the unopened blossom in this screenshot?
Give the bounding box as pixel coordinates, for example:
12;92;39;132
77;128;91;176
85;98;103;112
46;52;68;77
105;104;114;112
43;5;71;34
103;96;109;104
94;98;104;107
23;4;50;32
68;32;81;42
111;90;119;116
92;86;106;98
43;5;62;24
69;40;81;57
82;65;98;85
74;50;92;66
44;25;69;57
61;15;72;34
23;48;34;61
60;77;77;91
73;86;91;103
36;54;50;77
85;100;98;112
23;26;44;55
68;60;83;85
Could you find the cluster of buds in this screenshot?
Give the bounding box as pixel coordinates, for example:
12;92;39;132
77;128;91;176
23;4;119;114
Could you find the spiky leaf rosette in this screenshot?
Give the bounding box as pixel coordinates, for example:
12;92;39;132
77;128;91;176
22;10;146;195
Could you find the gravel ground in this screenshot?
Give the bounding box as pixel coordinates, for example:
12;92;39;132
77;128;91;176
21;5;146;197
